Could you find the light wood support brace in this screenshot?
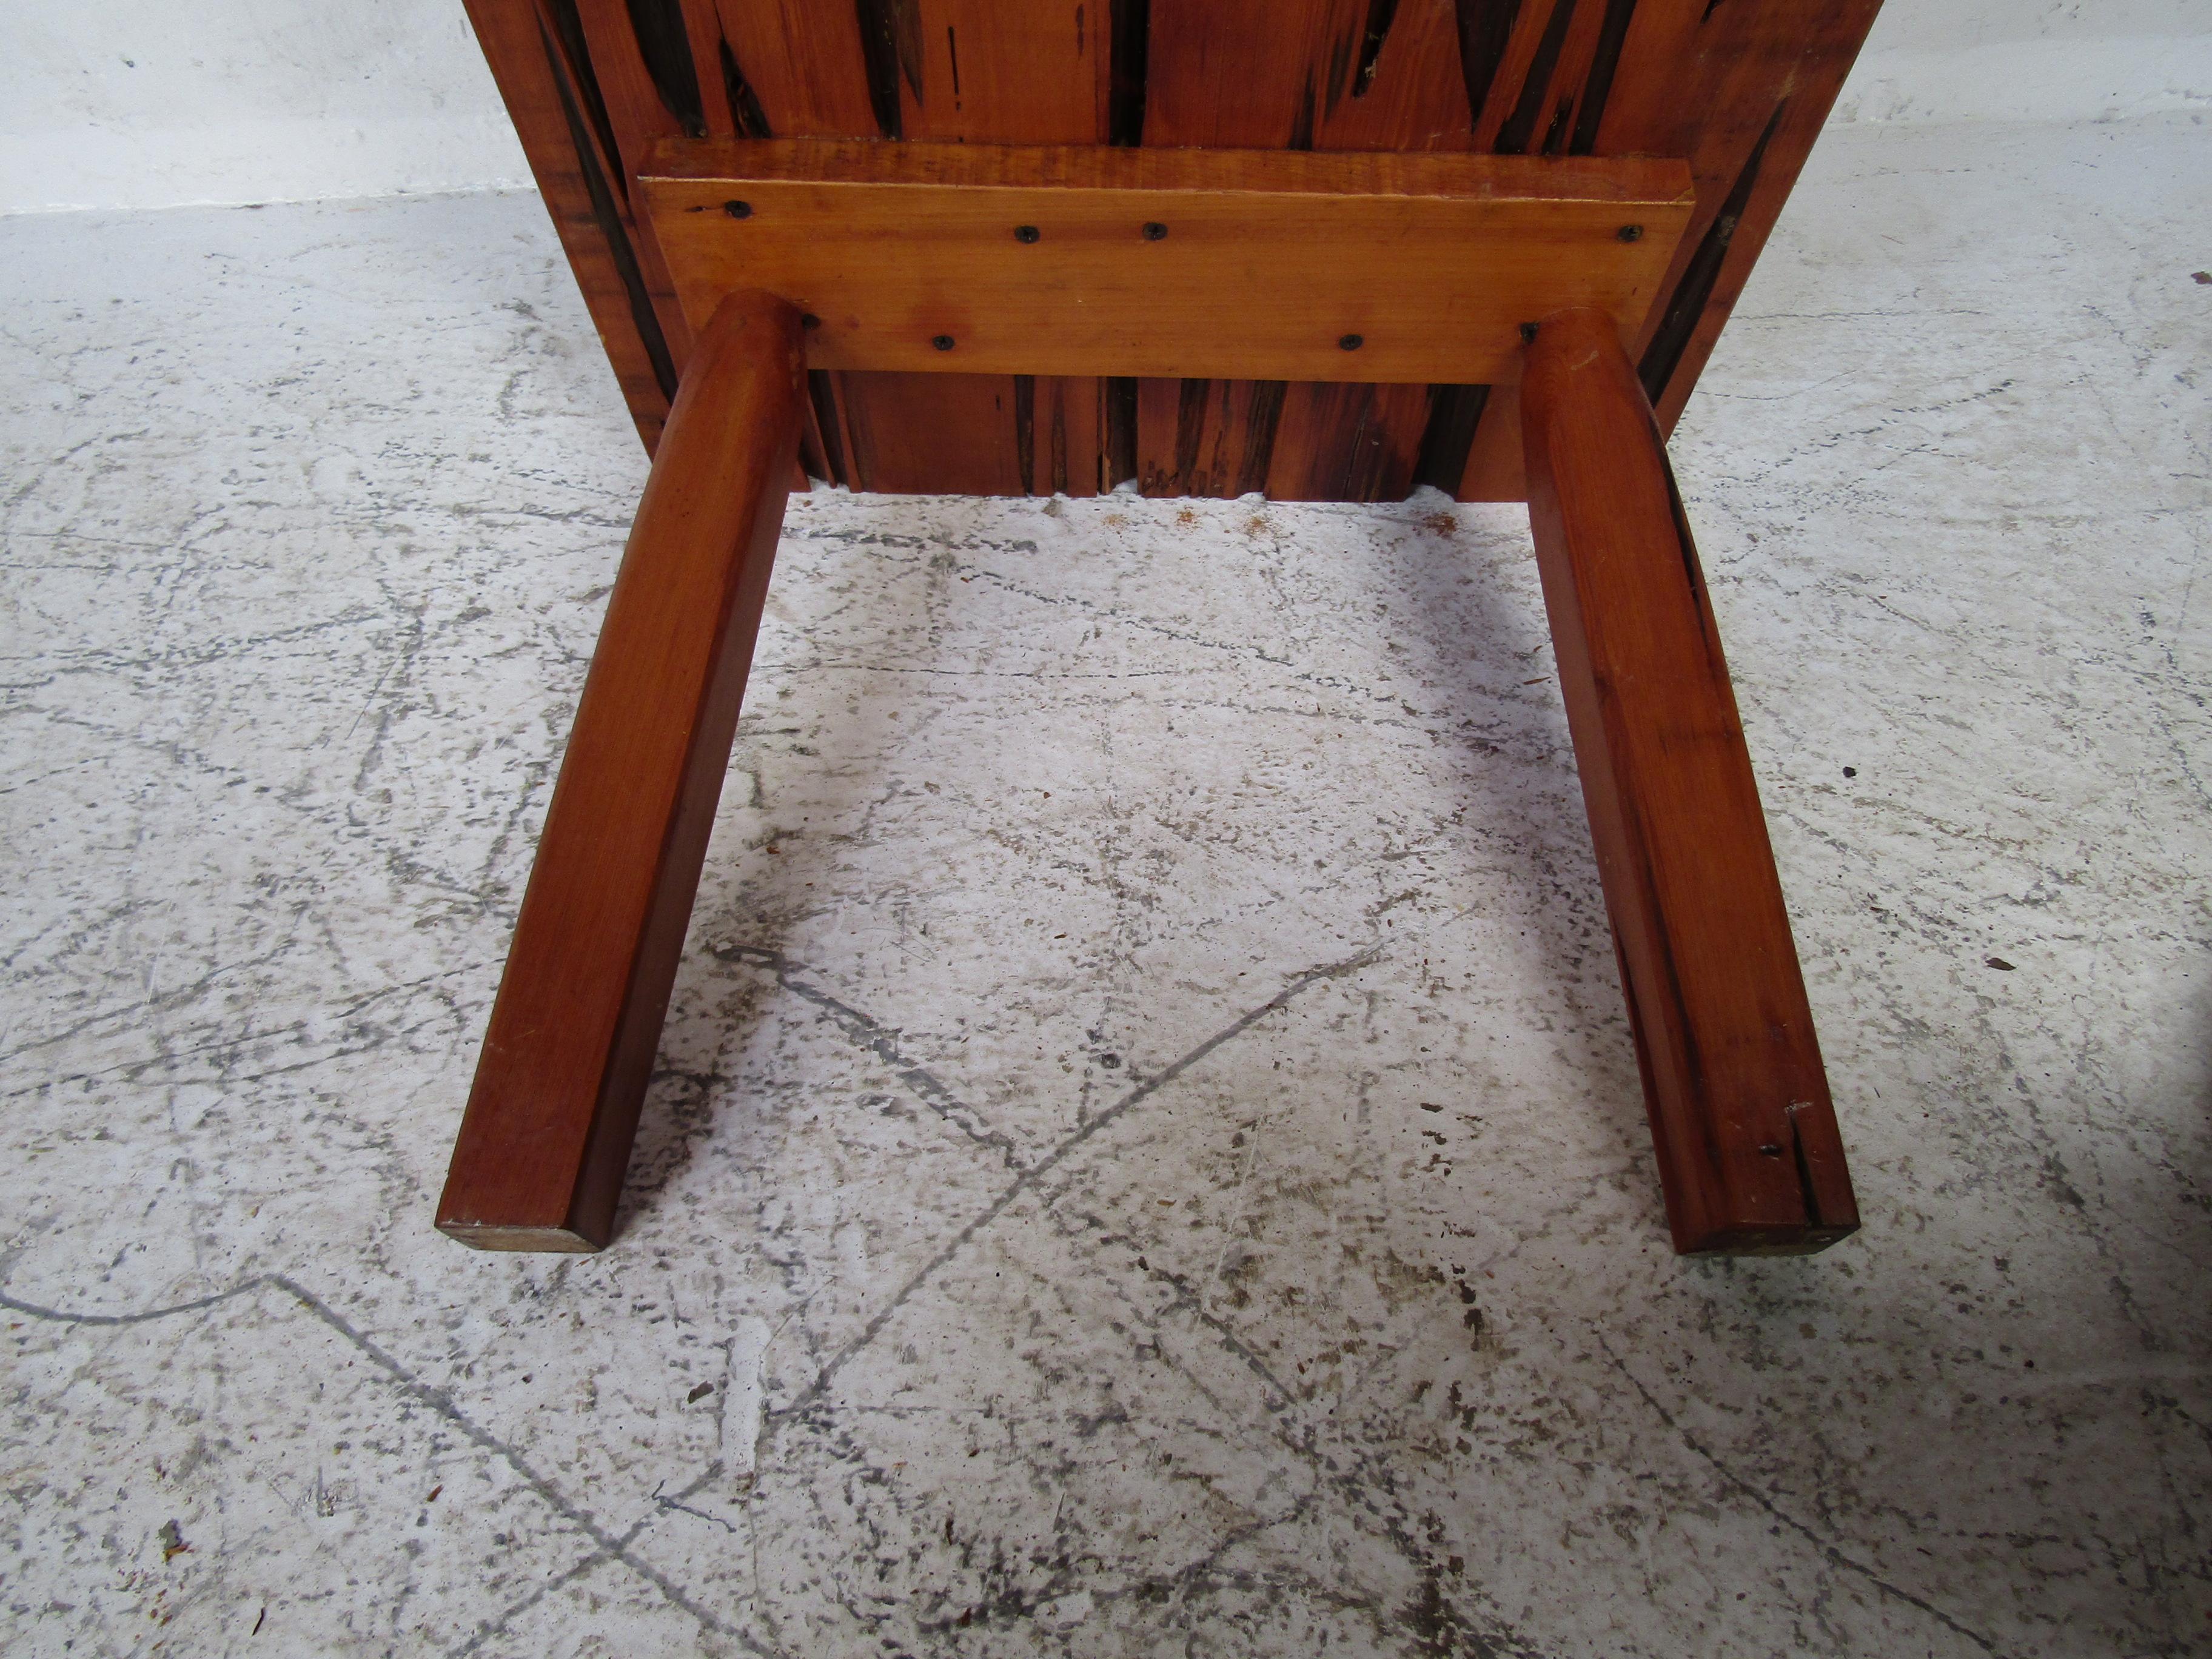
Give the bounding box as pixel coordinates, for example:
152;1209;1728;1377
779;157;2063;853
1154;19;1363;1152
437;290;805;1250
1520;307;1858;1255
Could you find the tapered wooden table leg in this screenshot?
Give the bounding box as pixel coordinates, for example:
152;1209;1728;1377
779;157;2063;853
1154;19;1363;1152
1520;307;1858;1255
438;290;805;1251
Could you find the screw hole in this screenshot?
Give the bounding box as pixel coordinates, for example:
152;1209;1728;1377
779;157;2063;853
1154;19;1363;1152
800;313;821;330
1142;221;1168;241
1014;224;1041;244
1617;223;1643;243
931;334;956;352
1758;1143;1785;1158
1518;322;1539;344
723;199;752;220
1338;333;1364;351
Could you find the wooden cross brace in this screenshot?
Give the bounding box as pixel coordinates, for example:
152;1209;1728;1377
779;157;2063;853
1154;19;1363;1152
436;143;1858;1255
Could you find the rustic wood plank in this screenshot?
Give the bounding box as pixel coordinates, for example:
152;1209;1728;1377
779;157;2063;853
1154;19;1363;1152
1136;0;1324;498
1139;0;1517;501
461;0;674;447
1021;375;1107;497
690;1;1104;495
1265;382;1432;501
897;1;1110;144
643;139;1691;383
1518;306;1857;1255
1452;0;1885;492
710;0;880;136
438;290;805;1250
477;2;1883;501
842;371;1029;497
1135;376;1281;498
568;0;700;362
1601;0;1885;429
678;0;738;135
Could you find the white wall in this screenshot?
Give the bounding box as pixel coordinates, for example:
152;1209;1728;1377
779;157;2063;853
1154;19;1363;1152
1;2;529;213
4;1;2208;215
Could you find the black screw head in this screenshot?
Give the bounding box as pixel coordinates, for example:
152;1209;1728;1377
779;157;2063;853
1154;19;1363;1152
723;199;752;219
1518;322;1539;344
1616;223;1643;243
1142;221;1168;241
1758;1143;1785;1158
931;334;956;352
1338;333;1364;351
1014;224;1041;244
800;313;822;330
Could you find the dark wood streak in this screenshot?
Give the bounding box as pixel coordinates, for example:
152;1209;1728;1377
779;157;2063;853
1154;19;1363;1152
1355;0;1403;98
856;0;920;138
1109;0;1149;146
625;0;707;136
1493;0;1578;155
1049;389;1071;494
1412;382;1489;493
806;369;848;478
1013;374;1037;497
1639;98;1783;403
541;16;679;398
1452;0;1524;129
543;0;627;189
1654;415;1713;648
720;40;773;137
1288;76;1318;150
1238;380;1288;494
1539;93;1574;155
1171;377;1208;489
1104;375;1138;486
1569;0;1637;153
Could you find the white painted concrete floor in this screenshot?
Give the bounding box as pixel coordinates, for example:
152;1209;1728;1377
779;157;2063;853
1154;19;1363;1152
2;111;2207;1658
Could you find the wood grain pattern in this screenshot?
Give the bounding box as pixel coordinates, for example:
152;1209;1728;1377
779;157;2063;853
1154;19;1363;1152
1138;2;1415;499
462;2;1885;494
461;0;674;446
1449;0;1887;491
670;0;1108;495
568;0;699;363
1519;307;1857;1255
642;139;1692;383
438;290;805;1250
1605;0;1886;429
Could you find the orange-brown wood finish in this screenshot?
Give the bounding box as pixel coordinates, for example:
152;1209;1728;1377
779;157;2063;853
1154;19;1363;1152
437;2;1885;1260
641;140;1691;383
438;290;805;1251
680;0;1113;495
1520;307;1856;1254
458;1;1883;502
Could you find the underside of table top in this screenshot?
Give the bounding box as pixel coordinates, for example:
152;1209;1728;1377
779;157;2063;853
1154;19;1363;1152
463;0;1882;501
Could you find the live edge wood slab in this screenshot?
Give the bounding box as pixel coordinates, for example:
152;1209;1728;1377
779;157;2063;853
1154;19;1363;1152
443;0;1885;1256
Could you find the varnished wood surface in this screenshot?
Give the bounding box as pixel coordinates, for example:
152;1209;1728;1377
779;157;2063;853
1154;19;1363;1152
642;140;1689;383
437;290;805;1250
460;0;1883;501
1520;307;1857;1255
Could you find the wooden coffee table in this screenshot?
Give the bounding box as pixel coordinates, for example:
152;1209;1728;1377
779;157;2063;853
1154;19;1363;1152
436;1;1885;1256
